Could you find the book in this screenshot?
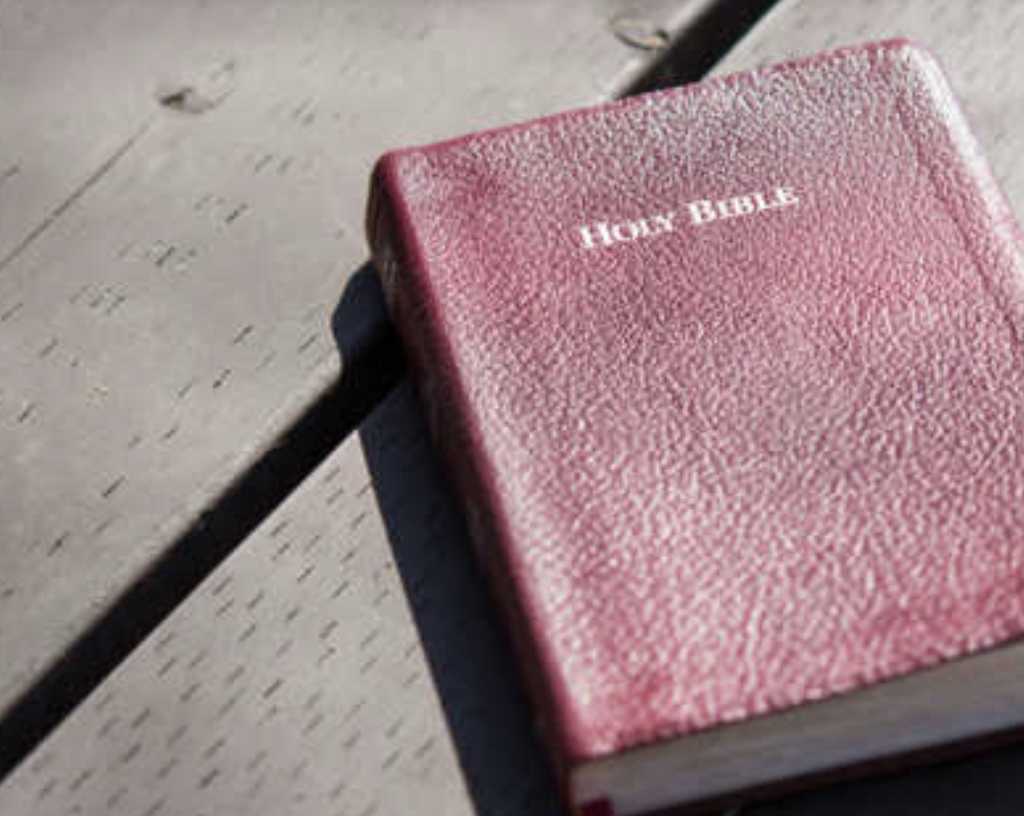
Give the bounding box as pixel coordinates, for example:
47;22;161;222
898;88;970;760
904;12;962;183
364;39;1024;815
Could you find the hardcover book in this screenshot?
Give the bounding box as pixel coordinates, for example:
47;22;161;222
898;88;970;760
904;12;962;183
365;40;1024;815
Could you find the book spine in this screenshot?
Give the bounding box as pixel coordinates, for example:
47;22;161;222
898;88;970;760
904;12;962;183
365;155;580;808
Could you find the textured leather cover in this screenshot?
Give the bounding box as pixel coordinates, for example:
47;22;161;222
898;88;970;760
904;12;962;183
366;39;1024;807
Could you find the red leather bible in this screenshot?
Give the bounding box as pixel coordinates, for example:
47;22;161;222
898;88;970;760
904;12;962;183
365;40;1024;815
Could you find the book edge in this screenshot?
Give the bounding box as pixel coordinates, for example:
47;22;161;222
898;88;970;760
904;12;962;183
365;157;588;797
372;37;927;166
571;631;1024;815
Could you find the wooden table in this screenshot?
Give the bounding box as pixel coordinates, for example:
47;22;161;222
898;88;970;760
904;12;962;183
1;1;1023;813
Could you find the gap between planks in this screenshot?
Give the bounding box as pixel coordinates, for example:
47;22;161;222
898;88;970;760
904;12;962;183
0;0;779;782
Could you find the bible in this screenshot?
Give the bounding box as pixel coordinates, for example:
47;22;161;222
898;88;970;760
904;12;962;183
365;40;1024;814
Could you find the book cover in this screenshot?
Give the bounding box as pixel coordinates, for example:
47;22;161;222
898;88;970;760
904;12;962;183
365;40;1024;814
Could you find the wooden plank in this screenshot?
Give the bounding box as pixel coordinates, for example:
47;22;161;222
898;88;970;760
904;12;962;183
0;0;708;729
0;382;561;816
0;0;239;267
7;1;1023;814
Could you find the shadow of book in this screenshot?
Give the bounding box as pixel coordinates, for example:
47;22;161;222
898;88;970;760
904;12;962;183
359;379;562;816
341;266;1024;816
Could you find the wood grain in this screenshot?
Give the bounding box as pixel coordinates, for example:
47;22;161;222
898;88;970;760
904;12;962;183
0;383;561;816
5;1;1024;814
0;0;701;725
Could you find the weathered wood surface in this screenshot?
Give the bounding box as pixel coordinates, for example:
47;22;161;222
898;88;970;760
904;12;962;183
0;383;560;816
4;0;1024;814
0;0;702;727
